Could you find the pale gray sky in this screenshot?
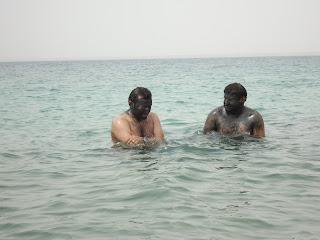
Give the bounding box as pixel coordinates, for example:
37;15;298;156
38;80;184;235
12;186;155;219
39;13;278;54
0;0;319;61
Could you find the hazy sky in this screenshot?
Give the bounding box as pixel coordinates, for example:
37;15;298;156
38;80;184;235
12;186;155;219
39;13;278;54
0;0;319;61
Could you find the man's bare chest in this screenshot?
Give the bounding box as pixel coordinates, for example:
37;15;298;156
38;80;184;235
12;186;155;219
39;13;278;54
217;117;252;135
129;120;154;137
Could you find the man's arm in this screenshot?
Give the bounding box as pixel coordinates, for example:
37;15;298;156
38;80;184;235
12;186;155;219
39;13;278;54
203;111;217;134
251;112;265;138
140;113;165;146
151;113;164;141
144;113;164;145
111;117;144;146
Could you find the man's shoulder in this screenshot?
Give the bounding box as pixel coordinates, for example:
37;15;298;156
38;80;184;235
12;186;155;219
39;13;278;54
148;112;160;121
243;107;263;121
148;111;158;117
244;106;262;115
112;112;130;126
208;106;224;117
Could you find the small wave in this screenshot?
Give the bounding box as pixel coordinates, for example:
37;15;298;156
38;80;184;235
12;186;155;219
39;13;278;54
175;174;206;183
46;153;66;160
162;118;189;125
0;206;19;214
262;172;318;181
227;216;276;229
1;152;21;159
123;188;171;202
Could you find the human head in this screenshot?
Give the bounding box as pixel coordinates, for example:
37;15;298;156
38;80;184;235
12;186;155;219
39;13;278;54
223;83;247;114
128;87;152;121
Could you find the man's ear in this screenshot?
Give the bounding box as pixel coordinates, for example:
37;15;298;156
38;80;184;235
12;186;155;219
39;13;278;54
128;100;133;108
240;96;247;103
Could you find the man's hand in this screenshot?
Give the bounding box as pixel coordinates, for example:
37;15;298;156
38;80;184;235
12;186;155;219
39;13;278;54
126;136;144;146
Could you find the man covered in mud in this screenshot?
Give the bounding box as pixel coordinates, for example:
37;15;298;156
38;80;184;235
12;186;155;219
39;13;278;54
203;83;265;138
111;87;164;147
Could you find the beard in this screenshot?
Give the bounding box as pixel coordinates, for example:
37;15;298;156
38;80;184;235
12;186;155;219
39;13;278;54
224;102;243;114
131;108;150;121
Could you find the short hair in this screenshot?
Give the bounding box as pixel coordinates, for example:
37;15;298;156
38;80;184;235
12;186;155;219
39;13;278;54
128;87;152;103
224;83;247;98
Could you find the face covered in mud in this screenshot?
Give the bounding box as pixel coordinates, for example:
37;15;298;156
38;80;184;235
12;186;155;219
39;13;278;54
130;98;152;121
224;92;245;114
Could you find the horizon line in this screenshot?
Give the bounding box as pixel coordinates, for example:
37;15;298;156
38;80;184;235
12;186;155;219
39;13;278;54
1;53;319;64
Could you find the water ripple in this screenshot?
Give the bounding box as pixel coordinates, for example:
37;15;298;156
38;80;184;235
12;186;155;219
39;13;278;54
1;57;320;239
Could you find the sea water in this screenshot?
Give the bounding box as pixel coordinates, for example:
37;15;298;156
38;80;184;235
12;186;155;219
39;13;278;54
1;56;320;239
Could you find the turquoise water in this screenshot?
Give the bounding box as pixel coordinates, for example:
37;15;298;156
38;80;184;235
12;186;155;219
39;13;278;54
1;56;320;239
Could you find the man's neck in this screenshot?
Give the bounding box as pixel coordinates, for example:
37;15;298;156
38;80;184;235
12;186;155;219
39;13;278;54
127;110;143;123
226;106;245;117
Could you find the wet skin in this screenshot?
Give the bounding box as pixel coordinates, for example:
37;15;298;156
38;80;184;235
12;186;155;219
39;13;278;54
111;97;164;146
130;99;152;121
203;93;265;138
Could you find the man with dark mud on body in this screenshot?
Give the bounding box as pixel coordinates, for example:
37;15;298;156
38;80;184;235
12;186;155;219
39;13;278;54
203;83;265;138
111;87;164;146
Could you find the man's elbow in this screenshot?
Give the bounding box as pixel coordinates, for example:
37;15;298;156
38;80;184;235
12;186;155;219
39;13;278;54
159;132;165;140
252;129;265;138
154;135;164;142
203;127;211;134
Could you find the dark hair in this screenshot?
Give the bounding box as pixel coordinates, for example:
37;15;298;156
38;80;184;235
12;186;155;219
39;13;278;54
224;83;247;98
128;87;152;103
